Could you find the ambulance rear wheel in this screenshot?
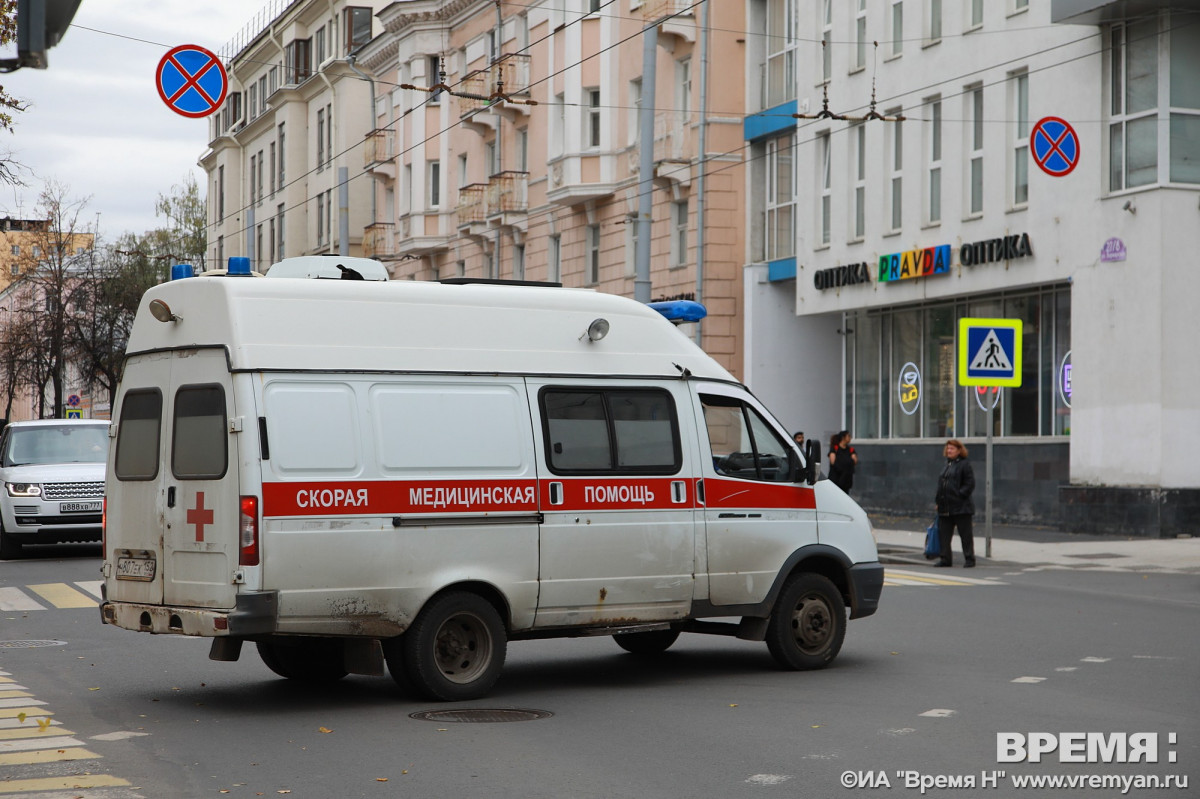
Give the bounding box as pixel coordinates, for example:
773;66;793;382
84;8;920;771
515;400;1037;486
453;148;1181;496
256;638;349;682
765;573;846;670
613;627;680;655
401;591;506;702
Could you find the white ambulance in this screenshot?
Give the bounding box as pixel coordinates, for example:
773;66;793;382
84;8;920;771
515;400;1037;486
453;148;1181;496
100;270;883;701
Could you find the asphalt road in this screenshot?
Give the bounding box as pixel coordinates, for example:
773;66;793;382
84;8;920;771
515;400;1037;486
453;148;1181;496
2;547;1197;798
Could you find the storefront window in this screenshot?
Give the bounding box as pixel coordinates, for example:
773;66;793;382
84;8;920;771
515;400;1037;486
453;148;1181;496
847;286;1069;441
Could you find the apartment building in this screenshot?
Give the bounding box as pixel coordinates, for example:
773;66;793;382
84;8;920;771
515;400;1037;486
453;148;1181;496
201;1;388;272
742;0;1199;535
0;217;94;292
204;0;748;377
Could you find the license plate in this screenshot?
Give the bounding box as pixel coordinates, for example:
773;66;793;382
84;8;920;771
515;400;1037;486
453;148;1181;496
116;556;156;581
61;501;102;513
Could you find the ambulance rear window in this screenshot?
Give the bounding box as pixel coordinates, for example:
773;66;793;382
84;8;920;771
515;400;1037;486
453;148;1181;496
172;385;228;479
115;390;162;480
541;388;680;475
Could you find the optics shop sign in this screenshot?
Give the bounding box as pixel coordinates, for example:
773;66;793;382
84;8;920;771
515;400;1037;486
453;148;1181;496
960;232;1033;266
813;262;871;290
877;244;951;283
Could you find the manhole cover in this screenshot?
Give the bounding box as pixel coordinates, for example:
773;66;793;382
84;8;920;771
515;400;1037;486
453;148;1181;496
409;708;553;724
0;640;68;649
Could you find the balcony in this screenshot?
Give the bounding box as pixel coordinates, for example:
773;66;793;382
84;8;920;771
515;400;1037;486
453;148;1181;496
362;222;395;259
640;0;695;42
363;128;395;167
457;53;533;124
456;183;489;236
456;172;529;235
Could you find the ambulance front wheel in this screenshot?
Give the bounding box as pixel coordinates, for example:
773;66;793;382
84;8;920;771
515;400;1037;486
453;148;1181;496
398;591;507;702
765;572;846;670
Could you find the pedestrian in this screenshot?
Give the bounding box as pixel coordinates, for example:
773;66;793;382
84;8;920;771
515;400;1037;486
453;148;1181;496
793;431;805;448
827;430;857;494
934;439;976;568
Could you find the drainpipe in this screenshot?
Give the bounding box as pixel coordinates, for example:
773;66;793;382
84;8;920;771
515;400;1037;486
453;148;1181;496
347;52;377;226
694;0;710;344
635;20;659;304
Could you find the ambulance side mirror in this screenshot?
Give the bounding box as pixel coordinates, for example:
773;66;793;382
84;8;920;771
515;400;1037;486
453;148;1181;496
804;441;821;485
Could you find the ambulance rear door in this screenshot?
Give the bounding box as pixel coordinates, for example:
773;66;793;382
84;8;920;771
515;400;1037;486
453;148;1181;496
107;347;240;610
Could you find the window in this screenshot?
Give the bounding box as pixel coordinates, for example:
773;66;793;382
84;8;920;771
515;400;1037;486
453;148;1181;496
317;192;325;245
255;223;263;270
821;0;832;82
277;204;285;259
701;395;792;483
676;58;691;118
1109;15;1200;189
428;55;442;103
628;79;642;145
269;66;278;95
549;234;562;283
344;7;372;53
969;0;983;28
324;189;333;247
513;244;525;280
855;0;867;70
256;148;264;201
115;390;162;480
277;124;285;187
268;217;276;264
517;128;528;171
172;386;227;479
765;133;795;260
458;153;468;187
324;103;332;167
1014;0;1028;10
541;388;681;475
269;142;276;195
1011;71;1029;206
819;131;832;245
258;75;267;110
763;0;797;107
553;92;565;156
586;88;601;148
315;25;326;65
888;109;903;230
217;235;223;266
248;83;257;120
928;0;941;42
249;154;257;203
671;198;688;266
586;224;600;284
852;123;866;239
285;38;311;84
217;165;225;222
8;245;17;255
9;263;16;276
428;160;440;207
889;0;903;57
316;108;325;169
968;86;984;214
928;98;942;223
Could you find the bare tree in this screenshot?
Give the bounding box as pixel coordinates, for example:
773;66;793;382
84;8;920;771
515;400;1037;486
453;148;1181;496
0;0;30;185
153;174;207;269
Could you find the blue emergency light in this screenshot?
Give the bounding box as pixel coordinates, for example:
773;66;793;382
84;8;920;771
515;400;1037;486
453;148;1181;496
227;256;252;276
648;300;707;324
170;264;193;281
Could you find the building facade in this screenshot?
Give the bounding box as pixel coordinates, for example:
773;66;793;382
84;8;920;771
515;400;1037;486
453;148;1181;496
203;0;748;377
743;0;1200;535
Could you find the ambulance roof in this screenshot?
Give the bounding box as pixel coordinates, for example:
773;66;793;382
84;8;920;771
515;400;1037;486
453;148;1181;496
126;277;737;382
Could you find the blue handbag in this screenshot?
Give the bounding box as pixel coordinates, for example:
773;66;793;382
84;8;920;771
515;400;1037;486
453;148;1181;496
924;517;940;559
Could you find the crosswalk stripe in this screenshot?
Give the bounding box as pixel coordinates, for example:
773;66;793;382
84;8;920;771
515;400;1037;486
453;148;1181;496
0;746;100;767
0;726;73;740
0;586;44;611
0;774;131;793
28;583;97;609
885;569;1006;586
0;699;47;709
0;717;58;729
0;707;53;719
0;691;33;700
75;580;104;599
0;735;83;753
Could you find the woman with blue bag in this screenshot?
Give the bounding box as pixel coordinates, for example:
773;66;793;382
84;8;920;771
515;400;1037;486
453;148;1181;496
934;439;976;568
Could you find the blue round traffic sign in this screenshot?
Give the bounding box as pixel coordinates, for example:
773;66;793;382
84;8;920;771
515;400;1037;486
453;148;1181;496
156;44;228;119
1031;116;1080;177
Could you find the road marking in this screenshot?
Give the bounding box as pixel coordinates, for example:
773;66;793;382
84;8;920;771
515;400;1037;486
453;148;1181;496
920;709;957;718
92;731;150;741
0;746;100;766
76;579;104;598
0;717;59;730
0;690;33;700
0;725;72;740
0;586;44;611
1012;676;1047;683
29;582;98;609
0;735;83;753
0;774;131;793
884;569;1007;587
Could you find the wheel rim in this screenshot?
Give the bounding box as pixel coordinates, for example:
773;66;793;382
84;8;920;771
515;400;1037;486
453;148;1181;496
789;592;834;654
433;610;493;684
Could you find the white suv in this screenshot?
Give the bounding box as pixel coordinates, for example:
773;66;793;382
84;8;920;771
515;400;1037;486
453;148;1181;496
0;419;108;559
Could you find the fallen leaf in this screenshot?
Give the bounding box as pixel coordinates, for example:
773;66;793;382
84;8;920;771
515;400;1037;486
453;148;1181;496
37;718;51;732
402;770;408;775
376;778;388;782
811;725;822;729
88;687;100;691
318;727;333;734
16;712;26;723
729;704;738;708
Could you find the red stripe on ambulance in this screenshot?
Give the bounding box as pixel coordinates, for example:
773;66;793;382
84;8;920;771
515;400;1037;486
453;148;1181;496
262;479;539;517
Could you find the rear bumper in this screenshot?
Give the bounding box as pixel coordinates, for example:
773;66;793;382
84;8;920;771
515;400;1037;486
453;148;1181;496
848;562;884;619
99;591;279;637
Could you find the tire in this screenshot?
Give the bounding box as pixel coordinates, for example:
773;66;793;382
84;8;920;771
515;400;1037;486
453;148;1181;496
256;638;349;683
613;627;680;655
0;527;21;560
765;573;846;670
401;591;506;702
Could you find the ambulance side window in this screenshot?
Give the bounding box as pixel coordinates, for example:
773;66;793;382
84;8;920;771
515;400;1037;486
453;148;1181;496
701;394;791;482
541;388;680;475
172;385;227;480
115;389;162;481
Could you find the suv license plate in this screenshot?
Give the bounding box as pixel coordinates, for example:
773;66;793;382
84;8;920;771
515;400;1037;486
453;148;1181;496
61;501;102;513
116;556;156;581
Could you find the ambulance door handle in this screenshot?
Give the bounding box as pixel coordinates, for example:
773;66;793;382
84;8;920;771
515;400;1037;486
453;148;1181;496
696;479;705;505
167;486;176;508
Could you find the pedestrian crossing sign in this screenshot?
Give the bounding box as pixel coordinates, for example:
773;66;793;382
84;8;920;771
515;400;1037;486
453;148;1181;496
959;318;1023;387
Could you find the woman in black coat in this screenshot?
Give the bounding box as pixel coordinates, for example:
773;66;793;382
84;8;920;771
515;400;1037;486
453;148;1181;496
935;439;976;567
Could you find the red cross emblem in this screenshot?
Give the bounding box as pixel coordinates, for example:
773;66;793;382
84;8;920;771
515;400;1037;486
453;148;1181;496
187;492;214;542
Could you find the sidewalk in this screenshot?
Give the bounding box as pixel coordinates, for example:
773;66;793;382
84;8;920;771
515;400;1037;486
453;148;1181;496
870;518;1200;574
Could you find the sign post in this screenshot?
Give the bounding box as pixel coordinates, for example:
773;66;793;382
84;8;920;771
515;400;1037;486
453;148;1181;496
958;318;1023;558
